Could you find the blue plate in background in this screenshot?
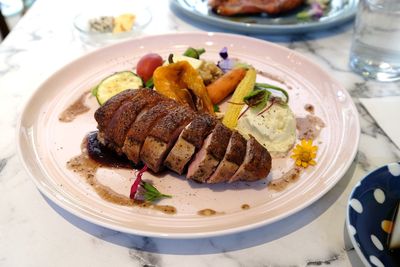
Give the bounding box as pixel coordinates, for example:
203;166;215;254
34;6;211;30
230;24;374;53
171;0;358;34
347;162;400;267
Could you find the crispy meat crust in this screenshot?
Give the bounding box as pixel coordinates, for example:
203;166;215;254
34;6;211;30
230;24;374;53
206;123;232;160
224;131;246;165
149;106;196;143
181;113;217;149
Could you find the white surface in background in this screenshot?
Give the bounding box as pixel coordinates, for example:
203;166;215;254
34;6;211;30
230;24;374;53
360;96;400;149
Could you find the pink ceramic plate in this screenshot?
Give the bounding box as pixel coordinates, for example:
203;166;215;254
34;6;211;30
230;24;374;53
17;32;360;238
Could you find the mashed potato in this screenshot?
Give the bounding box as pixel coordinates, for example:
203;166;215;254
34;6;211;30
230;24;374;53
236;102;296;157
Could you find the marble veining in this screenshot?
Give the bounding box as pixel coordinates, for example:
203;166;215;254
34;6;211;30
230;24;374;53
0;0;399;266
0;158;7;173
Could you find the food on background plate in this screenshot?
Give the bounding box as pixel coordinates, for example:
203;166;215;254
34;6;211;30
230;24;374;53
113;14;136;33
297;0;331;20
89;13;136;34
208;0;331;21
209;0;305;16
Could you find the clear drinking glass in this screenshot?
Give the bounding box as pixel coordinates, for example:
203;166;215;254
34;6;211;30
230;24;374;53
349;0;400;82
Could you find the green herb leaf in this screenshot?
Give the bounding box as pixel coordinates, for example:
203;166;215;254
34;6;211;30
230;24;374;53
254;83;289;104
140;181;172;202
91;85;99;96
145;77;154;89
183;47;206;59
296;11;311;20
213;104;220;112
243;89;271;108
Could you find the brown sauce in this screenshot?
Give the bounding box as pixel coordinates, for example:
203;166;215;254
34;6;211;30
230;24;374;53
66;133;176;214
304;104;314;114
241;204;250;210
268;167;302;191
296;115;325;140
87;131;143;169
198;209;219;216
138;201;176;215
59;91;91;122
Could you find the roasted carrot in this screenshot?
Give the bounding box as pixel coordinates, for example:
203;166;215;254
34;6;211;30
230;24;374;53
206;67;247;104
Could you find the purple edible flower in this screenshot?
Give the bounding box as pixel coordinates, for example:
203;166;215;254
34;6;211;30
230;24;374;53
217;58;236;73
309;2;324;18
219;47;228;59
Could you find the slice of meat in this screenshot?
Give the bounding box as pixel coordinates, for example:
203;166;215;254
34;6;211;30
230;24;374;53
164;114;217;174
181;113;217;149
207;131;246;183
186;123;232;183
98;89;164;152
104;97;153;150
140;106;196;172
229;136;272;182
209;0;305;16
94;89;140;131
122;99;178;164
163;131;195;175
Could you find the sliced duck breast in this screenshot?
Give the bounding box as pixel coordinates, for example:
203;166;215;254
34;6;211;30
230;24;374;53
229;136;272;182
207;131;246;183
164;114;217;174
181;113;217;149
94;89;272;183
122;99;178;164
94;89;141;131
140;106;196;172
104;95;162;150
186;123;232;183
95;89;153;149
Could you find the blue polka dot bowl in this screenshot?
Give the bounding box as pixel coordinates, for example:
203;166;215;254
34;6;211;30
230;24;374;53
347;162;400;267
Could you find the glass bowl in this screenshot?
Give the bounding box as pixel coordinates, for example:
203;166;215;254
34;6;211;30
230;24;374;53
73;2;151;45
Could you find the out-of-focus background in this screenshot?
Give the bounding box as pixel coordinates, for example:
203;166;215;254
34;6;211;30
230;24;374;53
0;0;35;41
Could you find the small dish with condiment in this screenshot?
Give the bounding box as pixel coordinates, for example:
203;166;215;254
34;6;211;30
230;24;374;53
346;162;400;267
73;1;151;45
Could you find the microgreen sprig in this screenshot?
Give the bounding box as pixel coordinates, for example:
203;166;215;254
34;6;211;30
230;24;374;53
242;83;289;117
129;165;172;202
141;181;172;202
254;83;289;105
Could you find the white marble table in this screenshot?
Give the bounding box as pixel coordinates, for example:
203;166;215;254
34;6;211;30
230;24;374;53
1;0;399;266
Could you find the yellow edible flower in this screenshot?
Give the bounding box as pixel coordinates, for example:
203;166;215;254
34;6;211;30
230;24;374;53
291;139;318;168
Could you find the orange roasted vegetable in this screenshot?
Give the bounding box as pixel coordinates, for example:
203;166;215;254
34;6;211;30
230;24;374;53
153;61;215;114
206;67;246;104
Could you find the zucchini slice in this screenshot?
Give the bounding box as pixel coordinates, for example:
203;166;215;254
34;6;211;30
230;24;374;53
94;71;143;105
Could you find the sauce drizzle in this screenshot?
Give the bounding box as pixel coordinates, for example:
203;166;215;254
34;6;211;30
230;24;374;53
198;209;219;216
241;204;250;210
296;115;325;140
269;167;302;191
59;91;91;122
66;133;176;214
